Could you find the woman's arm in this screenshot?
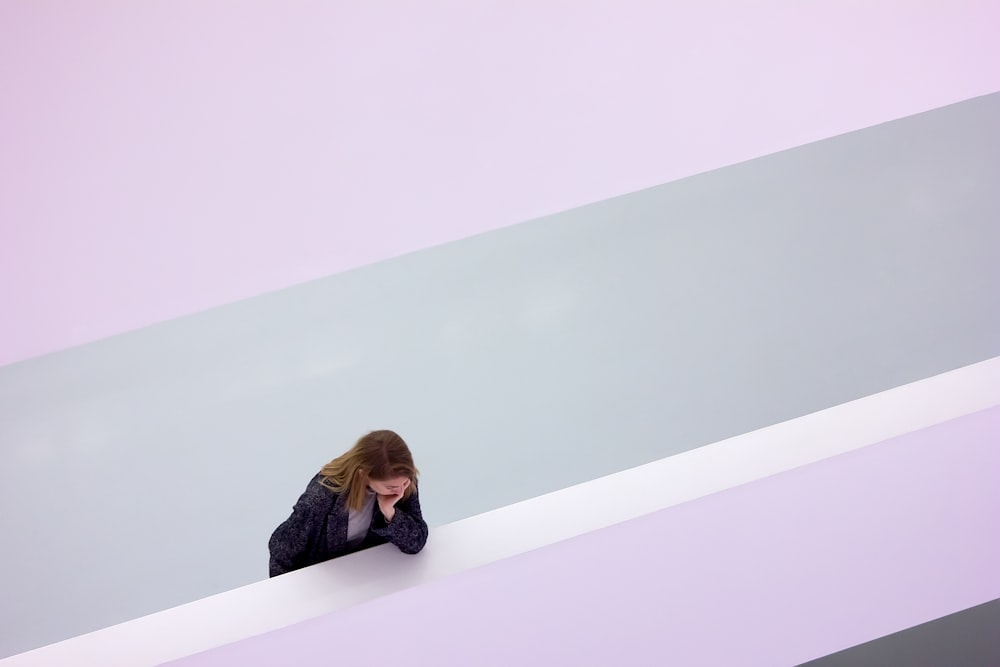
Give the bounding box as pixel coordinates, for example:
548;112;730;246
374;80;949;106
374;486;429;555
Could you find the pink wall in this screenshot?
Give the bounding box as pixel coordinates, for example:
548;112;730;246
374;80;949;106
3;0;999;366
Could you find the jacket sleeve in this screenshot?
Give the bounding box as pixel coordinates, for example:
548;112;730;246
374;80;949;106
268;478;324;577
373;486;429;555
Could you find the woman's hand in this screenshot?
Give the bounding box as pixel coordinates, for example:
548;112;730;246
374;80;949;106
377;478;410;522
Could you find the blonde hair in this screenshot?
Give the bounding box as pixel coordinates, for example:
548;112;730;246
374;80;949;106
319;430;419;511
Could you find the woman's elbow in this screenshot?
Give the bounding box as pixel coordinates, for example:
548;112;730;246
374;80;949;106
398;529;428;555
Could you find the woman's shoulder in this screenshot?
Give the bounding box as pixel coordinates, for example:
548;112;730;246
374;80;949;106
297;474;340;508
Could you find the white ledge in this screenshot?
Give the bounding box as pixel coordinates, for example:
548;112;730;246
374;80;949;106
4;356;999;667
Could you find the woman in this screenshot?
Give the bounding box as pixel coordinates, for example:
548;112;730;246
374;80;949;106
268;429;429;577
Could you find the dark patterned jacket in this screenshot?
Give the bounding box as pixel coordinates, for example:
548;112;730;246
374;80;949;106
268;474;429;577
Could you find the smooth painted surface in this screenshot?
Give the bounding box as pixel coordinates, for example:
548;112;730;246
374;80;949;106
1;94;999;658
3;1;1000;365
162;406;1000;667
4;357;997;667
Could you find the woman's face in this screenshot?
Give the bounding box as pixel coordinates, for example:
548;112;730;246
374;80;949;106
368;476;410;497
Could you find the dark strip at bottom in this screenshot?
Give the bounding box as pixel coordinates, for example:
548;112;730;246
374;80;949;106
799;598;1000;667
